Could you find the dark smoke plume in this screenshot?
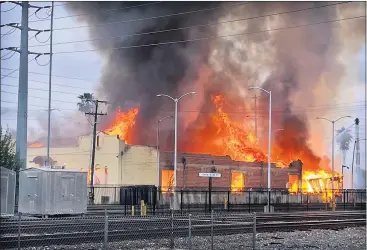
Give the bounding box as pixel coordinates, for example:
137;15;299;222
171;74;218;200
66;1;365;167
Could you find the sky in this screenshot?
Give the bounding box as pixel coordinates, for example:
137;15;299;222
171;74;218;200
0;2;366;186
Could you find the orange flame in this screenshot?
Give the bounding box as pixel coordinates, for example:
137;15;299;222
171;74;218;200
29;143;43;148
103;108;139;144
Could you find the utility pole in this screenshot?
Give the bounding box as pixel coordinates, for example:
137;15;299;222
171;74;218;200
16;1;29;170
85;100;107;204
1;2;51;169
46;2;55;166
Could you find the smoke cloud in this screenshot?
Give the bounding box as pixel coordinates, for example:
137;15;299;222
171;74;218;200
66;1;365;168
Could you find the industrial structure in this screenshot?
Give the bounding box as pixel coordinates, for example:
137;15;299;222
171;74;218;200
27;133;302;190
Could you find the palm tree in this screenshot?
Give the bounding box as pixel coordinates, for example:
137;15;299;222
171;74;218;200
336;127;353;165
77;93;95;113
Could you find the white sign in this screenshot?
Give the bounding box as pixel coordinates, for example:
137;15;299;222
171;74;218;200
199;173;221;178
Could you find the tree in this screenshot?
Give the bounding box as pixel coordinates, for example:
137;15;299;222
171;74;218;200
0;127;21;171
336;127;353;165
77;92;95;113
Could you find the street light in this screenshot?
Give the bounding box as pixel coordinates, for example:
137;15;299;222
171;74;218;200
156;91;197;209
156;115;173;187
316;115;352;210
249;86;272;213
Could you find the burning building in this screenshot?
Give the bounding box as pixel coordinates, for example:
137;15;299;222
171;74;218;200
46;2;365;195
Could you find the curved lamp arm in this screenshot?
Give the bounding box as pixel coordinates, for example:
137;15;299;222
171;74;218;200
177;91;197;101
156;94;175;101
249;86;270;95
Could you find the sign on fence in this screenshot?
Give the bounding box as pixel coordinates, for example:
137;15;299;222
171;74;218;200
199;173;221;178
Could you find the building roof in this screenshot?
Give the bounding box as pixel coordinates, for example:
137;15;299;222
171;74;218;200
159;151;263;167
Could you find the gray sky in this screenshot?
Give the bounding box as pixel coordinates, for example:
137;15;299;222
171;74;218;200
1;2;102;131
1;1;366;178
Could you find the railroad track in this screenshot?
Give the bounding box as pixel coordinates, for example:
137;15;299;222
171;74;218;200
0;212;365;249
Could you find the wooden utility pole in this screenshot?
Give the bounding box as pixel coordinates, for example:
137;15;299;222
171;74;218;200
85;100;107;204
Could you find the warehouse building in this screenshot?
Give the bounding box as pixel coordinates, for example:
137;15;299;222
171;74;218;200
27;133;302;191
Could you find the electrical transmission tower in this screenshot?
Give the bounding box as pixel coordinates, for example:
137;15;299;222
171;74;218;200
1;1;53;169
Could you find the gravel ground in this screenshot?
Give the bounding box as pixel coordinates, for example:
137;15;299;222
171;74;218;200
11;227;366;250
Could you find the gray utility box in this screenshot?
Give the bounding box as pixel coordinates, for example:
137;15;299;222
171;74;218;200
18;167;88;216
1;167;16;217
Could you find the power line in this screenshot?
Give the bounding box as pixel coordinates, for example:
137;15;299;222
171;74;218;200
1;83;83;96
1;75;95;91
27;2;348;48
1;90;79;104
29;1;242;25
1;67;99;83
51;15;365;55
1;2;18;12
1;57;36;79
1;100;77;111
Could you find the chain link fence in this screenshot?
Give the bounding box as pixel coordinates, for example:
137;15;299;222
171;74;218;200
1;211;256;250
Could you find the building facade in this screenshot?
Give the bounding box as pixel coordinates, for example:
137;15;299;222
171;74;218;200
27;133;301;190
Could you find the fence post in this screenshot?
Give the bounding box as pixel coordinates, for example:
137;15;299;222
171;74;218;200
180;189;183;214
253;212;256;250
170;209;174;249
211;210;214;250
188;214;192;250
227;191;230;211
18;213;21;250
104;209;108;250
306;192;309;211
248;190;251;213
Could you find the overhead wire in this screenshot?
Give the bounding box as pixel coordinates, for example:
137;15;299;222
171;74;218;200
0;2;18;12
51;15;365;55
28;2;348;48
1;49;17;60
1;67;99;83
0;75;95;91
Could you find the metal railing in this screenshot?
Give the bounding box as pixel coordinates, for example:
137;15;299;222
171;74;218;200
1;211;256;250
88;187;366;214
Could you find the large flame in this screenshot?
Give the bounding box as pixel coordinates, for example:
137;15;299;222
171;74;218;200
103;108;139;144
105;94;340;198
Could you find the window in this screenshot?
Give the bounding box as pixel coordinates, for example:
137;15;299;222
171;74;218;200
96;135;100;147
231;172;244;193
161;170;174;193
288;175;298;193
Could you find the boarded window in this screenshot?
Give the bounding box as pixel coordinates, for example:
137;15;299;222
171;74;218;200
288;175;298;193
231;172;244;193
161;170;174;193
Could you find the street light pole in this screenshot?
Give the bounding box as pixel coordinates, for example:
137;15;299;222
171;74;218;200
316;115;352;211
249;87;272;213
156;116;173;187
156;92;197;209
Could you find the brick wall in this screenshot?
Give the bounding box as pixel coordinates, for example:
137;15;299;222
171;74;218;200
171;163;299;189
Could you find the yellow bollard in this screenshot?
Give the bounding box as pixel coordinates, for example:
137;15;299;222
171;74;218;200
141;200;145;216
132;206;135;216
224;197;228;210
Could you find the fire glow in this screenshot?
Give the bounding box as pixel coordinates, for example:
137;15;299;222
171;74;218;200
29;143;43;148
104;94;340;199
103;108;139;144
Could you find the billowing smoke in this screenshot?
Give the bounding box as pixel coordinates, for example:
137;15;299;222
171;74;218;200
66;2;365;168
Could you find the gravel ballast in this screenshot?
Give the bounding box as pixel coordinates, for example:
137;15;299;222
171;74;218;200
10;226;366;250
